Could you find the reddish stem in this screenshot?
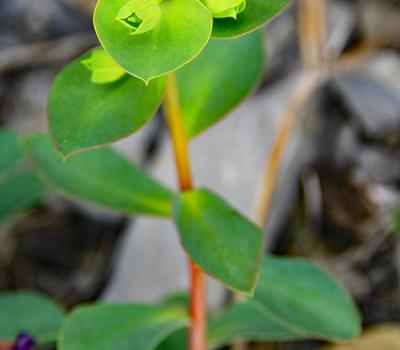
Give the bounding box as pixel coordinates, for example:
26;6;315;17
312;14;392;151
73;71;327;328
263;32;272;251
188;262;206;350
163;73;207;350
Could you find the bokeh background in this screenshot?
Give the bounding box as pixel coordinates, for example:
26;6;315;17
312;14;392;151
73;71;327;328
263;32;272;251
0;0;400;348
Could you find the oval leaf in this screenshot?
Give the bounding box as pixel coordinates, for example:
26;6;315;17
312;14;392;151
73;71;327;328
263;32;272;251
208;301;304;348
0;292;64;344
177;31;265;139
212;0;291;38
49;49;166;158
173;188;263;295
254;256;362;341
23;134;173;217
59;304;188;350
94;0;212;82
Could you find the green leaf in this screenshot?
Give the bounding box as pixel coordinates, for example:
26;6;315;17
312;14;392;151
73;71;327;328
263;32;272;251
173;188;263;295
254;256;362;341
208;301;304;348
0;130;23;172
23;134;173;217
0;291;65;344
158;300;303;350
177;31;265;139
0;130;46;223
156;329;186;350
49;49;166;158
212;0;291;38
81;48;126;84
0;173;46;223
94;0;212;83
59;304;189;350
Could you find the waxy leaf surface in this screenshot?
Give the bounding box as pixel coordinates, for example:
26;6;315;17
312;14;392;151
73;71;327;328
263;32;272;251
177;31;265;138
173;189;262;295
59;304;188;350
0;292;64;344
94;0;212;82
49;49;166;158
254;256;361;341
24;134;173;217
212;0;291;38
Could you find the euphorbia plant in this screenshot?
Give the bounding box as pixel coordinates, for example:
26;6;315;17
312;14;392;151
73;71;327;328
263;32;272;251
0;0;362;349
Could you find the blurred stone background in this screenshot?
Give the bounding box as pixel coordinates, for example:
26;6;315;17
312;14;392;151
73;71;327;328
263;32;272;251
0;0;399;348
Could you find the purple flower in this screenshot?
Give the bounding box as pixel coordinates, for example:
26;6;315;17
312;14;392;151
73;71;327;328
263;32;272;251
11;333;35;350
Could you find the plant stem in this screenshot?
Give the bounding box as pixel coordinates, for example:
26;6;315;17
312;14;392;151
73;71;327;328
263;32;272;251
163;73;207;350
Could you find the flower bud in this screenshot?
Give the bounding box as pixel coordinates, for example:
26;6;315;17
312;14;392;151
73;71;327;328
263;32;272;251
116;0;161;35
203;0;246;19
11;333;35;350
81;49;125;84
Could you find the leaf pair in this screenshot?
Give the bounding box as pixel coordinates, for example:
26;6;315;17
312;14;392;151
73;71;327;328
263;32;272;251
23;134;261;294
50;31;265;158
162;257;361;349
0;292;187;350
94;0;289;82
0;257;360;350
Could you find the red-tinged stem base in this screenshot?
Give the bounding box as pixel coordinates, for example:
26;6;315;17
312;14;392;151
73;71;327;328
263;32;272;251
188;261;206;350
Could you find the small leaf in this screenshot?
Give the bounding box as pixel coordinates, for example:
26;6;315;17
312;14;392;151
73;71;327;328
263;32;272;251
94;0;212;82
202;0;246;19
23;134;173;217
177;31;265;139
49;49;166;158
0;291;65;344
81;48;125;84
116;0;161;35
208;301;304;348
59;304;189;350
254;256;362;341
173;189;263;295
212;0;291;38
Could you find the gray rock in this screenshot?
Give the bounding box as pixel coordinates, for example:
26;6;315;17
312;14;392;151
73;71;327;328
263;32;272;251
326;0;357;59
358;146;400;184
333;72;400;139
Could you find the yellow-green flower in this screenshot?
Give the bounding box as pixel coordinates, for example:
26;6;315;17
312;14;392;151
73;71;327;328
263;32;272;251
81;48;125;84
116;0;161;35
203;0;246;19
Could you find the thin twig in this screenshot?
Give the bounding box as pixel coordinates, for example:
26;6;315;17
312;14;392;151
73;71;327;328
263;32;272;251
254;0;327;230
253;71;324;228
